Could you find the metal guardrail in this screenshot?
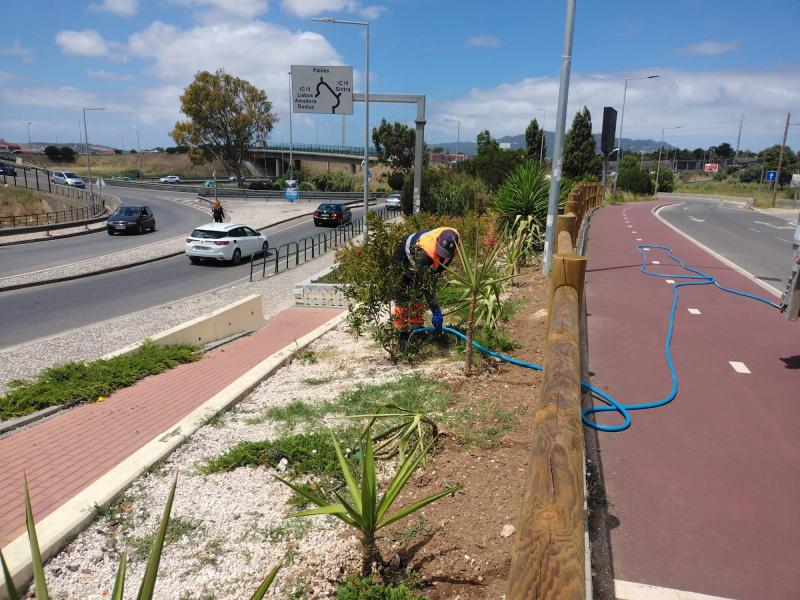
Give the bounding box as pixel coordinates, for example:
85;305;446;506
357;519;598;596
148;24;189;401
249;207;388;281
0;206;100;228
260;142;378;158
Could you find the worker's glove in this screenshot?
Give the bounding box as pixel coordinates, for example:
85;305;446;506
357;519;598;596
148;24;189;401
431;308;443;330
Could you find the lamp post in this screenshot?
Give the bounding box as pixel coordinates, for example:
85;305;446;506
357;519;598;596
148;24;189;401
613;74;659;193
314;16;370;235
83;107;105;204
535;108;546;166
26;122;32;154
443;117;460;165
655;125;681;192
133;125;142;181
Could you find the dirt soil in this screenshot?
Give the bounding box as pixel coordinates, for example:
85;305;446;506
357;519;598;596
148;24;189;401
382;267;550;599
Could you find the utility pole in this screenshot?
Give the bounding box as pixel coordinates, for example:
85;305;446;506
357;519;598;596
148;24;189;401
542;0;575;274
772;112;790;207
734;114;743;162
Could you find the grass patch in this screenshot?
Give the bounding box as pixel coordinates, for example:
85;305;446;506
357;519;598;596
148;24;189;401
388;517;434;543
448;404;523;450
295;349;319;364
0;341;200;421
674;179;797;207
312;268;344;284
302;376;334;386
0;186;45;217
128;517;205;561
199;430;360;478
336;576;429;599
607;191;653;204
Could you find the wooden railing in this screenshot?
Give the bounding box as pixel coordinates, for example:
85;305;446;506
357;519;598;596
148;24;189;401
507;181;600;599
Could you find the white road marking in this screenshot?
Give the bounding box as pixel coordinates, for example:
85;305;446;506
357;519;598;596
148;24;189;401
627;225;632;228
666;279;675;283
749;228;760;233
615;579;736;600
688;308;701;314
776;237;793;244
632;231;637;233
636;238;643;241
688;216;705;223
729;361;751;374
754;220;793;230
651;260;661;264
643;248;651;251
682;207;689;210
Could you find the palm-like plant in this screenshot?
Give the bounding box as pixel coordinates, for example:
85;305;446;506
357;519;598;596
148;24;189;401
445;231;516;376
493;160;550;226
0;477;282;600
276;427;460;576
348;405;438;462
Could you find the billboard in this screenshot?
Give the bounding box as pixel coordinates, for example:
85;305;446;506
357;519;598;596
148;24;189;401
703;163;720;173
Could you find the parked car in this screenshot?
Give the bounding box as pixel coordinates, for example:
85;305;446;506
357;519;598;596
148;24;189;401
0;162;17;176
313;203;352;227
385;192;402;211
107;205;156;235
159;175;181;183
51;171;85;188
185;223;268;265
203;180;217;188
228;176;246;183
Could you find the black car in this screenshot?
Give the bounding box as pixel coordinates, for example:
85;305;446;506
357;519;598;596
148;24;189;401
0;163;16;177
107;205;156;235
313;203;352;227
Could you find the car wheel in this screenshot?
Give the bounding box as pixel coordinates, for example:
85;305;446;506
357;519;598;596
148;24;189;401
107;229;115;235
189;256;200;265
261;241;269;256
231;248;242;265
150;222;156;232
138;224;144;235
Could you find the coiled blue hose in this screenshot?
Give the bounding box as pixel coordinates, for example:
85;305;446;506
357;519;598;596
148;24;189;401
412;244;780;432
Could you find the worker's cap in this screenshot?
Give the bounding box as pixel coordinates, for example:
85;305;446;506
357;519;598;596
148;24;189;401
435;229;460;264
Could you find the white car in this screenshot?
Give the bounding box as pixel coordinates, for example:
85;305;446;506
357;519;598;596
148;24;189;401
160;175;181;183
51;171;85;188
185;223;268;265
385;192;402;210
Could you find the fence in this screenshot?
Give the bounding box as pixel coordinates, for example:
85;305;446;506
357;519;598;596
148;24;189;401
507;181;600;599
0;206;102;228
249;207;389;281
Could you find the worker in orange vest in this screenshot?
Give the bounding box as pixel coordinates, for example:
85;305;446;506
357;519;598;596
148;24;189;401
393;226;460;347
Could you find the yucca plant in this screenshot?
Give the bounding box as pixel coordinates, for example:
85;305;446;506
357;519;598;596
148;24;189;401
348;404;439;462
501;215;543;279
0;477;282;600
493;160;551;227
276;427;461;576
445;230;516;376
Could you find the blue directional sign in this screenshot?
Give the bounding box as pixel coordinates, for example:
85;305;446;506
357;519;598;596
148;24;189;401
765;170;777;182
285;188;299;202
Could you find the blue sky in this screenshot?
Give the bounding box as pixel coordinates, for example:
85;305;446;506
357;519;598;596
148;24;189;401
1;0;799;152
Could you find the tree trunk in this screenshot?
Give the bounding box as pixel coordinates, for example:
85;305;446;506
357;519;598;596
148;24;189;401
465;292;477;377
361;532;375;576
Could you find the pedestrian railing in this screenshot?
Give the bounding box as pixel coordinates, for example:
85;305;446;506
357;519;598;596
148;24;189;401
0;205;103;228
507;181;600;599
249;207;389;281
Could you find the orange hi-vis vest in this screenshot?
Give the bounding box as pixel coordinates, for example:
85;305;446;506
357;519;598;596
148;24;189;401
406;227;459;270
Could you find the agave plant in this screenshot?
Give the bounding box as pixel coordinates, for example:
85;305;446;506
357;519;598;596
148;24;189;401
0;477;282;600
445;230;516;376
276;427;461;576
348;404;438;462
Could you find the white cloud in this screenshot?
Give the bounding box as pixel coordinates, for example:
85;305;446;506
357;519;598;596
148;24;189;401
467;35;501;48
281;0;385;19
0;86;102;110
679;40;740;55
90;0;138;17
86;69;134;81
0;41;35;62
55;29;110;57
172;0;268;21
431;68;800;149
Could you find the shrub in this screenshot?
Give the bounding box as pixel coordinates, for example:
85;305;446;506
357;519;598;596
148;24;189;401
656;168;675;192
336;576;429;599
739;164;762;183
616;156;654;195
387;171;405;190
299;180;316;191
249;180;270;190
44;145;61;161
313;170;356;192
60;146;76;161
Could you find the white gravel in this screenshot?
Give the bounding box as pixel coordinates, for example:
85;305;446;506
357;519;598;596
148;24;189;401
0;199;319;289
38;324;462;599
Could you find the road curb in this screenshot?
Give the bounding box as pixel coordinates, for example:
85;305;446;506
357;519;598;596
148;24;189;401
0;210;320;293
0;309;347;598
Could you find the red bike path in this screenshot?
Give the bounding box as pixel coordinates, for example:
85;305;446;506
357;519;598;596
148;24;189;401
585;201;799;599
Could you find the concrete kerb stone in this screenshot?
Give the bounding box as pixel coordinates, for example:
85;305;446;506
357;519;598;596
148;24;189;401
0;309;347;599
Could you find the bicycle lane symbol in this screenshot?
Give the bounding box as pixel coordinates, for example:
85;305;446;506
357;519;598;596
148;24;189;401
315;77;342;114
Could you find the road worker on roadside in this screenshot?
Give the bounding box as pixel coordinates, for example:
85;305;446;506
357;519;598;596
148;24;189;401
393;226;460;347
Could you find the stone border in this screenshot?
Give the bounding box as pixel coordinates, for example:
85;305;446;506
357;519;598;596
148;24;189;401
293;264;348;308
0;310;347;598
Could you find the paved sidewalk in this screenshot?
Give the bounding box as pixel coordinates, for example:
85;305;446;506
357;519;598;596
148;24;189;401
0;305;342;549
585;201;800;599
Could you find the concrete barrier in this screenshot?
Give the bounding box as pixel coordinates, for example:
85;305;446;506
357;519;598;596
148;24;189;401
293;265;349;308
104;294;266;359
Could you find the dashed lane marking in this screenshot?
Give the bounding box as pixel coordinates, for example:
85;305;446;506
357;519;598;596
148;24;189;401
729;361;751;374
749;228;760;233
688;308;701;314
651;260;660;264
776;237;793;244
666;279;675;283
636;238;643;241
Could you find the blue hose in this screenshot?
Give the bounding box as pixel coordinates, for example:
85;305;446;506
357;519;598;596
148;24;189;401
411;244;780;432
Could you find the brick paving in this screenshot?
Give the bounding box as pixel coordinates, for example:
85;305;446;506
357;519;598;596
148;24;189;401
0;306;342;548
586;201;800;599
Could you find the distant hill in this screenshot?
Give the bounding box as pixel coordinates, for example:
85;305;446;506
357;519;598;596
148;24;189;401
430;131;672;157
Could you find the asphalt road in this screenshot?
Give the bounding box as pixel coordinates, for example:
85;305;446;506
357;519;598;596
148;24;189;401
0;185;210;278
0;203;381;349
658;195;798;289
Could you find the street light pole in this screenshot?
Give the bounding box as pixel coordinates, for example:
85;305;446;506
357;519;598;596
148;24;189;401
536;108;546;166
26;122;32;154
444;118;460;165
613;74;659;193
313;17;370;233
133;125;142;181
83;107;105;205
655;126;681;192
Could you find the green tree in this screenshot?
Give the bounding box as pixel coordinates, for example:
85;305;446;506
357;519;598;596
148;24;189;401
617;155;654;195
60;146;76;162
563;106;597;179
760;144;798;187
461;147;526;191
476;129;499;155
371;119;415;171
44;145;61;161
171;69;276;185
525;118;545;163
715;142;733;158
